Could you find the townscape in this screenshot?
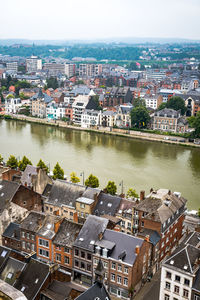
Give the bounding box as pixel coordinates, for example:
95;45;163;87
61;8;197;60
0;2;200;299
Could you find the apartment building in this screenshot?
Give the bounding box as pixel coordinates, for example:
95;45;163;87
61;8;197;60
79;64;102;77
26;56;42;73
31;89;52;118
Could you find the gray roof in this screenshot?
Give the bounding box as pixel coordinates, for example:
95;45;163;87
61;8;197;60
0;279;28;300
74;215;108;251
20;211;46;232
154;108;180;118
20;165;37;187
75;282;111;300
14;259;50;300
53;219;82;247
0;247;10;271
37;214;61;240
182;231;200;248
76;197;94;205
2;223;20;241
164;244;200;275
138;228;161;246
46;180;86;208
31;91;52;103
0;180;20;213
102;229;144;265
193;267;200;292
0;257;26;286
82;187;101;200
94;193;122;217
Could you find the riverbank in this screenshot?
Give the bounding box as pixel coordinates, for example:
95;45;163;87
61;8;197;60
3;114;200;148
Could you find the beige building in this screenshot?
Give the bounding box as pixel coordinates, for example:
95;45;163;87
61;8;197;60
31;89;52;118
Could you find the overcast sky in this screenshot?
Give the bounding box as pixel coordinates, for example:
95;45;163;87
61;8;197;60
1;0;200;41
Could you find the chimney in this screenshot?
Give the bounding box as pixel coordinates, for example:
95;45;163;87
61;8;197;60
168;190;171;195
150;188;153;193
98;232;103;241
135;245;140;255
54;221;60;233
140;190;145;201
145;235;150;242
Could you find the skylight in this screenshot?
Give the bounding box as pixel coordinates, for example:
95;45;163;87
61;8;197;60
79;238;84;241
90;240;95;245
7;272;13;279
170;260;174;265
184;265;188;270
107;203;112;207
21;286;26;292
1;250;7;257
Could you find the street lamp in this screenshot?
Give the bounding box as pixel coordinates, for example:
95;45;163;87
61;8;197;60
80;171;85;185
119;180;124;195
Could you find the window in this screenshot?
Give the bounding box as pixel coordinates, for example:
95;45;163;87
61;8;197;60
184;278;190;286
175;275;180;282
39;248;49;258
56;253;61;262
124;267;128;274
45;206;49;210
80;203;85;209
75;249;79;256
39;239;49;248
183;289;189;298
64;256;69;264
165;282;171;290
27;233;30;239
21;231;25;238
121;220;125;227
117;276;122;284
87;253;91;261
87;264;91;272
103;261;108;269
81;251;85;258
22;241;26;249
111;262;116;270
111;273;115;282
31;234;34;241
70;212;73;216
141;221;144;227
164;295;169;300
31;243;35;251
7;272;13;279
75;260;79;267
174;286;179;294
118;264;122;272
124;278;128;286
166;271;171;279
80;262;85;269
50;207;53;212
65;247;70;253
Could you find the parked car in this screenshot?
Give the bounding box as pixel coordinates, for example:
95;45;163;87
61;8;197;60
170;138;177;141
179;139;186;143
194;139;200;145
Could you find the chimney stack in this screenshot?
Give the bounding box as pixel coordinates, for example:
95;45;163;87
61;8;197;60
135;245;140;255
140;190;145;201
145;235;150;242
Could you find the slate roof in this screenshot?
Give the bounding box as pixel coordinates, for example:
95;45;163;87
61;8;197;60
182;231;200;248
193;267;200;292
2;223;20;241
0;279;28;300
75;282;111;300
20;211;46;232
53;219;82;247
46;180;86;208
154;108;180;118
0;180;20;213
138;228;161;246
20;165;37;187
37;214;61;240
14;259;50;300
41;280;85;300
0;257;26;286
93;193;122;216
42;183;53;198
31;91;52;103
164;244;200;274
102;229;144;265
74;215;108;251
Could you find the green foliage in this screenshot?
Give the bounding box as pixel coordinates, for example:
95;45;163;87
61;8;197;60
91;95;102;110
76;80;84;85
131;106;150;129
37;159;49;173
18;156;32;171
132;97;146;108
46;77;59;90
15;81;31;96
0;154;3;164
158;102;167;110
166;96;186;115
70;172;80;183
126;188;139;199
19;92;29;100
85;174;99;188
190;111;200;138
18;106;30;116
198;208;200;217
52;162;64;180
6;155;18;169
105;181;117;195
61;117;69;122
6;94;15;99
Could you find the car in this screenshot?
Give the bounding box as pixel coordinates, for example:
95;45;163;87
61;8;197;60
179;139;186;143
170;138;177;141
164;137;170;140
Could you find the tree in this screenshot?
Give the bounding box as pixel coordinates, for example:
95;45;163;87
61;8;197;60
18;156;32;171
131;106;150;129
85;174;99;188
132;97;146;108
91;95;102;110
52;162;64;180
6;94;15;99
158;102;167;110
70;172;80;183
198;208;200;218
166;96;186;115
105;181;117;195
46;77;59;90
37;159;49;173
189;111;200;138
126;188;138;199
0;154;3;164
6;155;18;169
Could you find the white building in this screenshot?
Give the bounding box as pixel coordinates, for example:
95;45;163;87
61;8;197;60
81;109;100;128
115;103;132;128
159;232;200;300
72;95;90;124
99;110;116;127
65;63;76;77
26;56;42;73
6;62;18;73
5;98;22;114
46;102;66;120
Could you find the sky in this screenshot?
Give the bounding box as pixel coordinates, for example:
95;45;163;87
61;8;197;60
1;0;200;41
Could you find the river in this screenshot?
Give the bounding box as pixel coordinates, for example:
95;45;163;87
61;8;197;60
0;119;200;209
